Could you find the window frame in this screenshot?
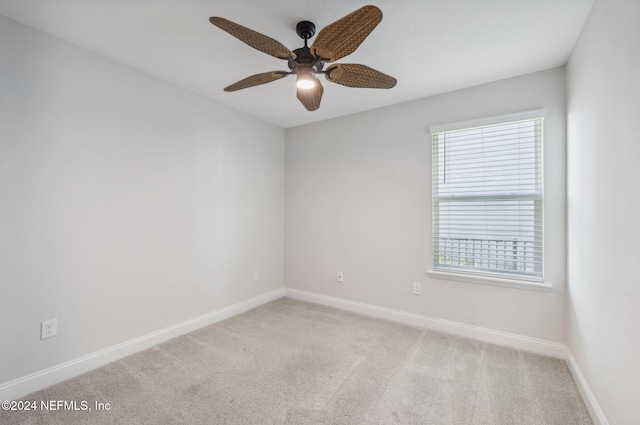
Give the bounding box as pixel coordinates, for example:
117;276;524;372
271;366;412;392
428;109;551;291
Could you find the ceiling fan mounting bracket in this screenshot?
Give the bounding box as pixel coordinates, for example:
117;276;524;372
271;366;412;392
295;21;316;40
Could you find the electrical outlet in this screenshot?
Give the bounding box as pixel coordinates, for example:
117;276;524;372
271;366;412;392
336;271;344;283
412;282;421;295
41;319;57;339
253;271;259;282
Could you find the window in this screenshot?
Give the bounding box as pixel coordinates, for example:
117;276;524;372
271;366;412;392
430;110;544;283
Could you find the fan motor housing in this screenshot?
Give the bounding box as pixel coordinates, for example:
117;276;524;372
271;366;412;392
288;47;324;74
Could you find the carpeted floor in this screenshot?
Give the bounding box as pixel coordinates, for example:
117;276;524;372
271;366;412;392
2;298;593;424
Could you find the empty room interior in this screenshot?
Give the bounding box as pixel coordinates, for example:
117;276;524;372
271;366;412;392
0;0;638;424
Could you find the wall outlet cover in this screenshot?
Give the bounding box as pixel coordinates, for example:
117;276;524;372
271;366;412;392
41;319;57;339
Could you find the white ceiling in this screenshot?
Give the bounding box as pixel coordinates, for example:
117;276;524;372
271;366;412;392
0;0;593;128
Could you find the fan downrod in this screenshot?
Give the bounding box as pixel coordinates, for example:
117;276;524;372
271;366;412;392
296;21;316;40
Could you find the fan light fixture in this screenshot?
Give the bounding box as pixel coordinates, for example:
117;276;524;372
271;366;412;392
296;68;315;89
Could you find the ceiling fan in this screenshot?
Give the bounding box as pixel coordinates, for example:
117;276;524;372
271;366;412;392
209;5;397;111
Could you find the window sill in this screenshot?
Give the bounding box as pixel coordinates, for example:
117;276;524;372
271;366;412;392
427;269;553;292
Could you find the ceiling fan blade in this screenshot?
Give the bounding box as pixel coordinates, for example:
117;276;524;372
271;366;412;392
210;17;294;60
325;64;397;89
296;78;323;111
224;71;289;92
310;5;382;62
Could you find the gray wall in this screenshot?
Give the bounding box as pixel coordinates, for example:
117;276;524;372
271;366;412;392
0;16;285;384
286;67;567;343
566;0;640;423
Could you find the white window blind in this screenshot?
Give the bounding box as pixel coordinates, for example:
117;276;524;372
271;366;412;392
431;112;544;281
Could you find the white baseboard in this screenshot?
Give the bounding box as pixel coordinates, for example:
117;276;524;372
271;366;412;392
565;349;609;425
0;288;285;402
284;288;567;359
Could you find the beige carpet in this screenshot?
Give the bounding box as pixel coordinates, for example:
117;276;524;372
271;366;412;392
2;298;592;424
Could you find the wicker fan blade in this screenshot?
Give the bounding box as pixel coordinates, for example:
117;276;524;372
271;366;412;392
224;71;289;92
325;64;396;89
310;5;382;63
296;78;323;111
210;17;294;60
